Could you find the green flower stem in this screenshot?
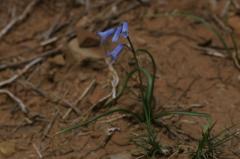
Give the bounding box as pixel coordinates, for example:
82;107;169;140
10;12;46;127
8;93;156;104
127;36;145;101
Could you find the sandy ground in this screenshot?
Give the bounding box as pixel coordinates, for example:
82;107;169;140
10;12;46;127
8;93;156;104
0;0;240;158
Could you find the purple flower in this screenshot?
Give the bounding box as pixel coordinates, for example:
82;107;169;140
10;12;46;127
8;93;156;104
97;22;129;61
121;22;128;38
112;26;122;42
107;44;124;61
97;28;115;43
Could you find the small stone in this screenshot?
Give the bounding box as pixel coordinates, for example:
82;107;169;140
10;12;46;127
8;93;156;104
64;38;105;69
76;27;100;48
48;55;65;66
111;132;130;146
0;141;16;157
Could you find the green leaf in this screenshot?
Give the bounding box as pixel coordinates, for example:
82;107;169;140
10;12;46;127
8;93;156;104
56;108;142;134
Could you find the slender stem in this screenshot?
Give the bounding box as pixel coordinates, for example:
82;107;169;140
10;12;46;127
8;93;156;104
127;36;145;101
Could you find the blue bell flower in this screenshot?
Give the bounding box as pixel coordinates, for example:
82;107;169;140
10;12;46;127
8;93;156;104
97;28;115;43
112;26;122;42
97;22;129;61
107;44;124;61
121;22;128;38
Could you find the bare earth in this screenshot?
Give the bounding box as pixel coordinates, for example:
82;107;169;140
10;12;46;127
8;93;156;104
0;0;240;159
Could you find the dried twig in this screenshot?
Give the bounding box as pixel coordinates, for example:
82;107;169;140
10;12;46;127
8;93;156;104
32;143;43;159
19;80;81;115
63;79;96;119
221;0;231;17
90;93;112;112
0;0;41;39
0;57;42;88
42;11;69;40
40;36;59;46
195;46;227;58
43;112;59;138
0;48;61;71
0;89;28;113
42;14;62;40
99;114;127;124
232;0;240;9
211;14;232;32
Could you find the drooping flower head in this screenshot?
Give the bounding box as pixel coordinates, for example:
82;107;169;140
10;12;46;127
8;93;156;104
97;28;115;44
107;44;124;61
121;22;128;38
97;22;129;61
112;26;122;42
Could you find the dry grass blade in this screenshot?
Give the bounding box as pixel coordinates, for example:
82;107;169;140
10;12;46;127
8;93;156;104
0;0;41;39
19;80;81;115
62;79;96;119
32;143;43;159
194;46;227;58
0;48;61;71
43;112;59;138
0;57;42;88
0;89;28;113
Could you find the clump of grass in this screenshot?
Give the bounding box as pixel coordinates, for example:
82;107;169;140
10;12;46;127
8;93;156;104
193;124;240;159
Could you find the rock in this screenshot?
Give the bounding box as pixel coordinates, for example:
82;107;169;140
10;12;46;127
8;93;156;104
76;27;100;48
64;38;105;69
111;131;130;146
48;55;65;66
0;141;16;157
107;152;132;159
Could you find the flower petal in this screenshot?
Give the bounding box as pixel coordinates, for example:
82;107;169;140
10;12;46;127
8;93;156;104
107;44;124;61
112;26;122;42
97;28;115;43
121;22;128;38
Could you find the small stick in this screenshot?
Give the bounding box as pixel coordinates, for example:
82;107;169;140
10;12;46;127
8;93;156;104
0;0;41;39
195;46;227;58
19;80;81;115
42;14;62;40
0;57;43;87
232;0;240;9
211;14;232;32
40;36;58;46
0;89;28;113
62;79;96;119
43;112;59;138
41;11;69;41
32;143;43;159
99;114;127;124
0;48;61;71
90;93;112;112
221;0;231;17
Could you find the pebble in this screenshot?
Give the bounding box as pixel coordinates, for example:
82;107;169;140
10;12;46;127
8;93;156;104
0;141;16;157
